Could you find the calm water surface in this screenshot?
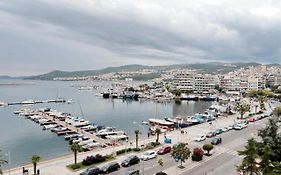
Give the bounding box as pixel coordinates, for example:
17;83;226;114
0;79;211;168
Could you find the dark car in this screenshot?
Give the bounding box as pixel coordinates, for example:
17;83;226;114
100;162;120;174
215;128;223;135
206;131;216;138
122;169;140;175
157;146;172;155
211;137;222;145
121;155;140;167
80;167;100;175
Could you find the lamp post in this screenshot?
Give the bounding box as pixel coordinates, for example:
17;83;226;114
133;121;145;175
5;151;11;175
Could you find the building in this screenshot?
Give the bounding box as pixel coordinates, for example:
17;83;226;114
173;70;219;92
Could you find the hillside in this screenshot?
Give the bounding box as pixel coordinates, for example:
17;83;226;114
24;62;264;80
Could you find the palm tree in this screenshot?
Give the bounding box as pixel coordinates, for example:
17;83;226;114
237;138;259;175
157;157;164;173
236;104;250;119
31;155;41;175
155;128;161;143
70;143;81;165
134;130;141;148
0;150;8;175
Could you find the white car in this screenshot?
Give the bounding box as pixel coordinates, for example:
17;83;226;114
195;134;206;142
240;123;248;128
141;151;157;161
222;127;229;132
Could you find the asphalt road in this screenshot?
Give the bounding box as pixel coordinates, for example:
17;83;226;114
105;116;269;175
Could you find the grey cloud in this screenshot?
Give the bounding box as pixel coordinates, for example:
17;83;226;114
0;0;281;75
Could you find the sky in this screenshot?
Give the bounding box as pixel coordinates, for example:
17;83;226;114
0;0;281;76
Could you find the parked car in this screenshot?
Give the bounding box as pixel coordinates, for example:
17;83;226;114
157;146;172;155
248;117;255;122
222;127;229;132
234;124;243;130
80;167;100;175
211;137;222;145
141;150;157;161
206;131;216;138
215;128;223;135
240;123;248;128
100;162;120;174
194;134;206;142
121;155;140;167
122;169;140;175
227;125;234;130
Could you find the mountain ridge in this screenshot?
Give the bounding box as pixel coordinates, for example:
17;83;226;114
24;62;276;80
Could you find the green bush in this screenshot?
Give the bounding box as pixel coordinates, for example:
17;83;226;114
133;147;141;152
104;154;115;161
116;149;126;155
151;142;161;147
192;155;202;161
67;162;84;170
127;148;132;152
192;148;204;161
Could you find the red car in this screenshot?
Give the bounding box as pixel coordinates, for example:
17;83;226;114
157;146;172;155
248;117;255;122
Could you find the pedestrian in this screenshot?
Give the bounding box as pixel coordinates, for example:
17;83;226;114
37;169;40;175
130;141;132;146
147;132;150;138
22;167;25;174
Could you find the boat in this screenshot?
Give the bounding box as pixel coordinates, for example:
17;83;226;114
43;124;57;130
180;94;199;101
0;102;8;107
141;121;149;125
102;92;110;98
201;95;218;101
21;99;35;105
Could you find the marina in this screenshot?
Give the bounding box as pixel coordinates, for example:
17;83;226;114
0;79;211;169
13;107;129;149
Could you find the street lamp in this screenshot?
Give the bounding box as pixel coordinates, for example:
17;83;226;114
5;151;11;175
133;121;145;175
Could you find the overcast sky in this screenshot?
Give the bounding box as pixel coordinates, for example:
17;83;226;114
0;0;281;76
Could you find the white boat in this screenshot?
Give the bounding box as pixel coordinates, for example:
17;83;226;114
43;124;57;130
78;139;94;146
141;121;149;125
21;99;35;105
0;102;8;107
106;134;128;141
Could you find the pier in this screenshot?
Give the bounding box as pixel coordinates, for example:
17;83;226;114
13;108;127;149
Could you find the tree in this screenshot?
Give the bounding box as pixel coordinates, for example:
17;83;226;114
157;157;164;173
155;128;161;143
171;143;191;168
258;117;281;162
70;143;81;165
237;138;259;175
174;89;182;98
31;155;41;175
134;130;141;148
273;106;281;119
192;148;204;161
203;144;214;156
0;150;8;175
260;145;273;174
236;104;250;119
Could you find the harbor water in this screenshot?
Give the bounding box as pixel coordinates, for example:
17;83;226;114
0;79;211;169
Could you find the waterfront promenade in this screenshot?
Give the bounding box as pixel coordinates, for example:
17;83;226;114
3;101;278;175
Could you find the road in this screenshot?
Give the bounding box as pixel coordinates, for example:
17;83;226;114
101;115;268;175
